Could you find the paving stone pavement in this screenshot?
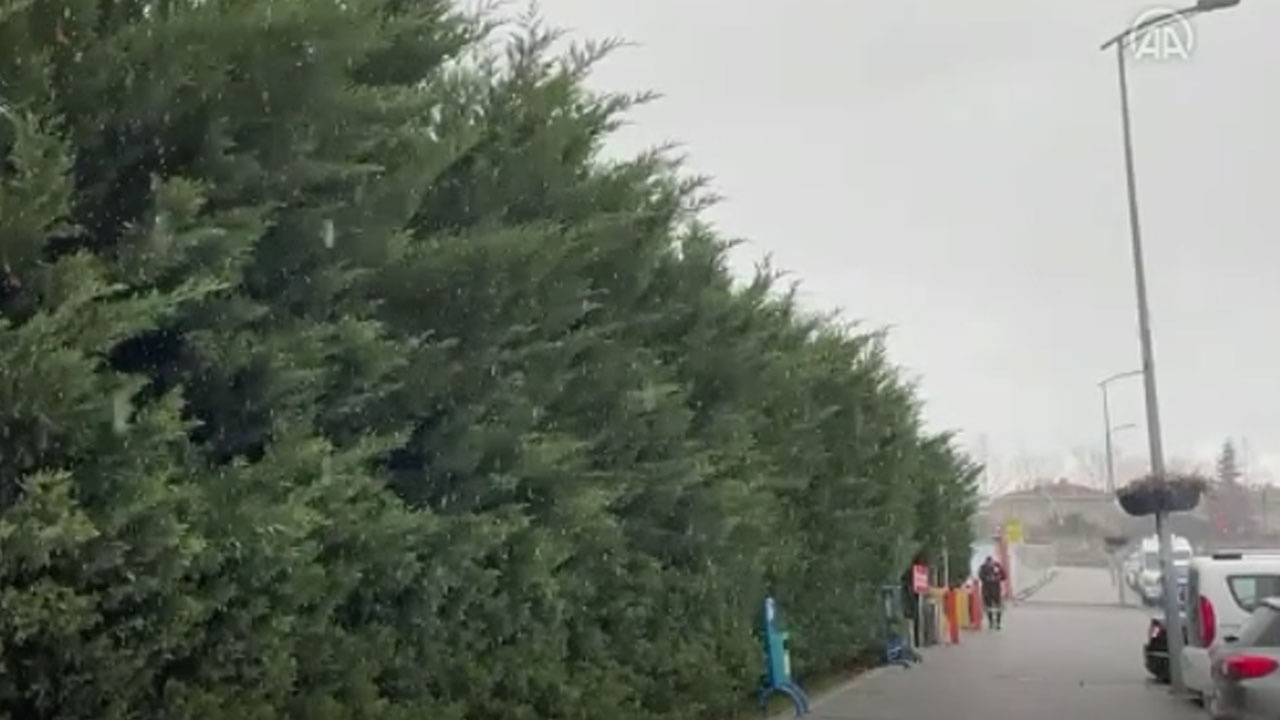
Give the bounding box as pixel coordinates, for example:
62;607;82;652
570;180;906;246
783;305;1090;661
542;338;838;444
789;568;1202;720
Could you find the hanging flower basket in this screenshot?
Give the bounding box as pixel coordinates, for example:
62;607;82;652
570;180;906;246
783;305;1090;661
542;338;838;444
1115;474;1207;517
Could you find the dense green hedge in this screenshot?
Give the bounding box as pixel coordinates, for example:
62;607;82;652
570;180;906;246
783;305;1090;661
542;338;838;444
0;2;978;718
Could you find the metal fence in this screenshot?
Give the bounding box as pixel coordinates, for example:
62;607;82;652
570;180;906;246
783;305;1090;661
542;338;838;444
1011;542;1056;596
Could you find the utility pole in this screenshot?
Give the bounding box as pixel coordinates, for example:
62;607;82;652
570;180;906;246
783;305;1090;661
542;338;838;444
1264;485;1270;535
1104;390;1115;493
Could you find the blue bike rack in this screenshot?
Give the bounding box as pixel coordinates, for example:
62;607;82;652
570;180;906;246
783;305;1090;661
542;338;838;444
757;596;811;717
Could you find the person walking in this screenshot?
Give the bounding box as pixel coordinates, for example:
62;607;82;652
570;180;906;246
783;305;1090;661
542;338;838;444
978;556;1007;629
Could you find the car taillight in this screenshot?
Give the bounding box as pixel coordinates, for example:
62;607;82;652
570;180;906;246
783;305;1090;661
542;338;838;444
1222;655;1280;681
1149;620;1164;640
1199;595;1216;647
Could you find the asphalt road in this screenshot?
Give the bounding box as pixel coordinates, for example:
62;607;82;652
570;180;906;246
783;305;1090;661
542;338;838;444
796;567;1201;720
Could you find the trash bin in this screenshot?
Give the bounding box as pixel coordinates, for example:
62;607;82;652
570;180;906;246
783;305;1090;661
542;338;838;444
879;584;918;665
921;598;940;646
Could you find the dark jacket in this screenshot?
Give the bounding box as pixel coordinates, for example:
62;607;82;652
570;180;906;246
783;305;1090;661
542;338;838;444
978;561;1005;590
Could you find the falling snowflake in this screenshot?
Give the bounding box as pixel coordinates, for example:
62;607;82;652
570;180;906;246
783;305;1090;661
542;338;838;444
111;389;132;434
322;218;335;249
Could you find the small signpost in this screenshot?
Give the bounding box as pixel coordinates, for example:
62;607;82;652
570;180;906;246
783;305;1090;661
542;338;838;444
1004;518;1024;545
758;597;811;717
911;563;929;647
911;563;929;593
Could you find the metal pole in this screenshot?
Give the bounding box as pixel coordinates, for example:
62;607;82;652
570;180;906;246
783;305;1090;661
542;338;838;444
1114;39;1184;693
1102;384;1117;494
1101;384;1123;603
1117;553;1127;605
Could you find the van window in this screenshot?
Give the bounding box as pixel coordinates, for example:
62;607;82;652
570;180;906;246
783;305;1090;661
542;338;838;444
1175;550;1192;562
1227;575;1280;612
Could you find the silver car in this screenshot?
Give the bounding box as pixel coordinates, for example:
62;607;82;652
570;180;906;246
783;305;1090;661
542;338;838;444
1206;597;1280;720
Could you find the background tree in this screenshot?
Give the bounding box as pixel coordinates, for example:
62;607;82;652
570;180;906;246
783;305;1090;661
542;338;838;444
1210;439;1255;539
1217;439;1242;485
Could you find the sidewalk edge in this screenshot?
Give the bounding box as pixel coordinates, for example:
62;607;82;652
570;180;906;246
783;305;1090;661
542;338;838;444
766;665;893;720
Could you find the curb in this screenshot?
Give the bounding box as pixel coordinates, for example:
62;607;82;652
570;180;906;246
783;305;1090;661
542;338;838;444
767;665;892;720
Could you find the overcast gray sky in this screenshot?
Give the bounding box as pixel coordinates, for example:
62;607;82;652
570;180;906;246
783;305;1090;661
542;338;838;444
534;0;1280;487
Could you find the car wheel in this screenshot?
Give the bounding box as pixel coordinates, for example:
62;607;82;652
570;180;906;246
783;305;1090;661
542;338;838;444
1147;658;1170;684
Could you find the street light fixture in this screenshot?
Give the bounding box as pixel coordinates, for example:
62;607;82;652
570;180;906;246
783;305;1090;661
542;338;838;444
1101;0;1241;51
1099;0;1241;695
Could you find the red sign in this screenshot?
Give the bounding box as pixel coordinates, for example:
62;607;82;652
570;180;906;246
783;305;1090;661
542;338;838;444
912;564;929;593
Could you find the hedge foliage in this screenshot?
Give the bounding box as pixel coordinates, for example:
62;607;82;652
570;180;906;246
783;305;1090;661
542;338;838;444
0;1;979;718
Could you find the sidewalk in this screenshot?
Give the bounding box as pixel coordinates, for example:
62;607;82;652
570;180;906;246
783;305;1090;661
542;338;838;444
789;570;1200;719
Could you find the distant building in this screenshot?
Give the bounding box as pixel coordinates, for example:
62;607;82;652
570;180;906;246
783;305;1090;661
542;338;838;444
979;477;1280;549
983;478;1121;535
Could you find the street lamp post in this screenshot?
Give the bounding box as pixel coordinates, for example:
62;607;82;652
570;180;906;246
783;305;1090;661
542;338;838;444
1105;420;1139;606
1099;0;1241;695
1099;367;1140;607
1108;422;1138;491
1099;370;1143;494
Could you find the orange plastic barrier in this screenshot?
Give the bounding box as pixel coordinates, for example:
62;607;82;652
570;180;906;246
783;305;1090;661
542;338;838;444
926;588;949;643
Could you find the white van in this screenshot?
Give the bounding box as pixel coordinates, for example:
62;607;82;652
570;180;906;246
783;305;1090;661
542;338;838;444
1181;551;1280;699
1135;534;1194;605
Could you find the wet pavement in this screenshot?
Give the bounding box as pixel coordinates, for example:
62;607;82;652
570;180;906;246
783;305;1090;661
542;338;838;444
794;567;1201;720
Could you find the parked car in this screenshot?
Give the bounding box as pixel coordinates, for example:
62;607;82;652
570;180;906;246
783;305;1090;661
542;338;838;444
1182;551;1280;701
1204;597;1280;719
1144;612;1181;683
1124;549;1143;590
1134;534;1193;606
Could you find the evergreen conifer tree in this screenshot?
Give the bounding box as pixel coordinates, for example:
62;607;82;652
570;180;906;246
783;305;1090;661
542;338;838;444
0;2;980;717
